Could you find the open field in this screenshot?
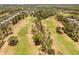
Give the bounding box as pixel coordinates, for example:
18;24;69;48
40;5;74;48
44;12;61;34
0;4;79;55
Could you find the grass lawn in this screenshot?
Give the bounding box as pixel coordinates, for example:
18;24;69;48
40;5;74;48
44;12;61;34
14;16;34;54
42;16;79;55
13;15;79;55
15;26;30;54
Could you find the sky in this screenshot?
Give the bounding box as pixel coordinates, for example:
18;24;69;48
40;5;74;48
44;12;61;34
0;0;79;4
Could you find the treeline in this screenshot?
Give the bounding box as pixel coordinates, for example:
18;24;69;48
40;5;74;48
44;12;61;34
56;14;79;42
0;10;8;15
0;11;27;48
32;8;56;21
0;12;27;40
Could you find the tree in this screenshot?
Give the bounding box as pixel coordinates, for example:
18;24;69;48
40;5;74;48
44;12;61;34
0;40;4;48
32;32;43;45
56;26;63;34
7;36;18;46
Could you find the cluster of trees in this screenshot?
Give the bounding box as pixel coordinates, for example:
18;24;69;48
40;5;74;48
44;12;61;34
0;23;13;40
0;12;27;48
0;9;8;15
0;40;5;48
64;22;79;42
31;18;54;55
32;31;43;45
32;20;45;45
32;8;55;21
56;14;79;42
11;12;27;25
40;31;54;55
0;6;24;15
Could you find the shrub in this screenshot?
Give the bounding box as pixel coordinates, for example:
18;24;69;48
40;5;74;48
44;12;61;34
56;26;63;34
32;32;43;45
7;36;18;46
47;49;55;55
0;40;4;48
